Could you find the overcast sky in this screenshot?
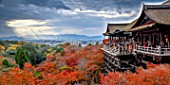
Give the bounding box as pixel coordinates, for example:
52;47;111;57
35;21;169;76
0;0;166;37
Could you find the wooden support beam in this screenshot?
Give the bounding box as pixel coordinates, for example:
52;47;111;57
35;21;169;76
160;32;163;46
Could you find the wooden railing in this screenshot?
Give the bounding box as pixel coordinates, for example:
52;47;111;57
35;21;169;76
103;44;170;56
102;45;131;54
135;46;170;55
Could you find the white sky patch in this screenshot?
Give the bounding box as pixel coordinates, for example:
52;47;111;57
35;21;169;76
7;19;47;27
50;8;137;18
53;26;105;36
75;9;136;18
82;27;105;36
57;9;77;16
13;26;56;37
6;19;58;38
47;26;103;36
58;27;82;34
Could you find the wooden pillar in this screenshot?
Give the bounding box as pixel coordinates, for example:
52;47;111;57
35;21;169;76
152;34;154;44
138;33;140;43
149;34;151;43
140;33;143;45
112;36;114;41
112;36;113;41
160;33;164;46
168;32;170;45
109;36;111;41
162;32;166;47
110;36;112;41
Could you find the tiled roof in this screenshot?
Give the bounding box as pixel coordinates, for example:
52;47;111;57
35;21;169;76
143;4;170;25
105;19;138;33
130;23;155;32
106;24;128;33
104;0;170;33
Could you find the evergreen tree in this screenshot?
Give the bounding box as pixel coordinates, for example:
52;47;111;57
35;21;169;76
78;42;82;47
21;43;46;65
35;50;46;64
27;51;36;65
14;47;29;69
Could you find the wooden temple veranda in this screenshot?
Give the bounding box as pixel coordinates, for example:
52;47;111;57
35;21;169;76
102;0;170;72
102;24;137;72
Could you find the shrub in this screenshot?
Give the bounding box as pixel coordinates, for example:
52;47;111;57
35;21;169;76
5;50;16;55
2;58;13;68
56;46;64;53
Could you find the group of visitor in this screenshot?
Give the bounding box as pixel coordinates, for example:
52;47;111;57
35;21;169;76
105;38;135;53
142;40;169;48
104;37;170;54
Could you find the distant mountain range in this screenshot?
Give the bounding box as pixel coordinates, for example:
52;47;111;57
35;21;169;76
0;34;103;41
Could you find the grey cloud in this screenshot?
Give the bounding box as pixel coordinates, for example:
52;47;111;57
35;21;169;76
0;20;17;37
0;0;165;20
0;0;34;20
0;0;166;37
24;0;70;9
1;0;24;7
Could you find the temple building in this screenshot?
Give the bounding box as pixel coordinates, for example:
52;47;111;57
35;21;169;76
129;1;170;62
102;0;170;72
130;2;170;46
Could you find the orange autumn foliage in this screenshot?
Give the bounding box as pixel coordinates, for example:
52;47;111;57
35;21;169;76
100;64;170;85
0;45;170;85
102;38;109;44
0;45;104;85
0;63;35;85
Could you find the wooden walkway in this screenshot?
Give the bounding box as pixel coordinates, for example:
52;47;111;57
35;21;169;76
101;47;137;72
102;45;170;72
135;46;170;57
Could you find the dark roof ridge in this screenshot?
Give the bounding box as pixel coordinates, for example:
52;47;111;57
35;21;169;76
143;4;170;10
107;23;129;26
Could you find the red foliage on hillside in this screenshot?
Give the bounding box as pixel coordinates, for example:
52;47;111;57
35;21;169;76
0;45;170;85
100;64;170;85
0;45;104;85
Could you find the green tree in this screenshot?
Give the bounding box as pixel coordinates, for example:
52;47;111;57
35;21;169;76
34;50;46;64
21;43;36;53
21;43;46;65
95;41;99;46
88;43;92;46
28;51;36;65
78;42;82;47
14;47;29;69
56;46;64;53
21;43;37;65
2;58;13;68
